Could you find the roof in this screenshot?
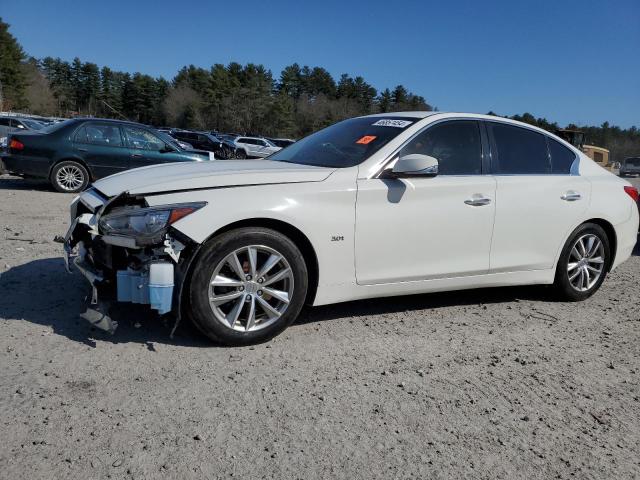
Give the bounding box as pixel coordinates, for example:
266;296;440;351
364;111;442;119
72;117;145;127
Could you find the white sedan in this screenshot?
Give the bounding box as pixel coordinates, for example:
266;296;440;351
63;112;639;345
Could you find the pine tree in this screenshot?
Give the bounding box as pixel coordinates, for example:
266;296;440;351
0;18;28;109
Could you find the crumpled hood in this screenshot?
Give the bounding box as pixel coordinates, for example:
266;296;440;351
92;160;335;197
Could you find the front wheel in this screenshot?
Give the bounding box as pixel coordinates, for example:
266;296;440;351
188;227;308;345
50;161;89;193
553;223;610;301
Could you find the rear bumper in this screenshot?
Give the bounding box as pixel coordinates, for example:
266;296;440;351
3;153;52;178
611;210;639;271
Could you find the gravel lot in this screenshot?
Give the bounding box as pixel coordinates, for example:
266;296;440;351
1;174;639;479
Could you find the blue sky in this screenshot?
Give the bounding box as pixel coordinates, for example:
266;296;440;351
3;0;639;127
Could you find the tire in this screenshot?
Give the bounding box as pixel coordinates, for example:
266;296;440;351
235;149;247;160
50;161;89;193
188;227;308;346
553;222;610;301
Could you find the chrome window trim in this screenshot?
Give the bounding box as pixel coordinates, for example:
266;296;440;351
486;120;579;176
373;116;580;178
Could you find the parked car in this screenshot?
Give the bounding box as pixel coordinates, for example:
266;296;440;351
233;136;281;158
267;137;296;148
619;157;640;177
3;118;211;192
62;112;639;345
170;130;239;159
157;130;194;150
0;116;45;143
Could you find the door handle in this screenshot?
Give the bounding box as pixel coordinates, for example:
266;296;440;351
76;148;88;152
464;195;492;207
561;191;581;201
131;153;143;158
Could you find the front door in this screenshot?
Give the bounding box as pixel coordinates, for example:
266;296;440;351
355;120;496;285
237;138;257;157
122;126;176;168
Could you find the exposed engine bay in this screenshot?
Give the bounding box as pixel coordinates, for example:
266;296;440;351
59;188;203;334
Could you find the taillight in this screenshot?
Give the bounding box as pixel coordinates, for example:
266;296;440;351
9;139;24;151
624;186;639;203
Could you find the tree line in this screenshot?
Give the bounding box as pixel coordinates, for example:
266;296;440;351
1;18;638;160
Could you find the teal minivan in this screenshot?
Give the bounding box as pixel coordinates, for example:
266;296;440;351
3;118;211;192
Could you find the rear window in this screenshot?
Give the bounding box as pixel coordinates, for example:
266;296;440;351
490;123;550;174
625;158;640;167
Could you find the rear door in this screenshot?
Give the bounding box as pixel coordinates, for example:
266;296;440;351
487;122;590;272
73;122;130;178
254;139;272;157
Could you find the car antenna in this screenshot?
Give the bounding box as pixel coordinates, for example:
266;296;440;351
100;99;131;122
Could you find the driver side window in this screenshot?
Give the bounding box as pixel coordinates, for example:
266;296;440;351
398;121;482;175
123;126;165;151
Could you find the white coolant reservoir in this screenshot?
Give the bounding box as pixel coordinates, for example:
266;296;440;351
149;262;174;314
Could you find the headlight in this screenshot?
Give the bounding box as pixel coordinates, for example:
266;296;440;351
99;202;206;243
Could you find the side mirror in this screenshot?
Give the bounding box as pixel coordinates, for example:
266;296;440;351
381;154;439;178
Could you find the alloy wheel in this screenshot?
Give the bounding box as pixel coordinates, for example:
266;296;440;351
55;165;84;191
567;234;605;292
208;245;294;332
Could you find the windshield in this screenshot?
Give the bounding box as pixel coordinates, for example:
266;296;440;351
268;116;419;168
156;131;183;149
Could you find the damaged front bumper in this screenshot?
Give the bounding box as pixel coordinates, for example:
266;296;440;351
61;189;194;334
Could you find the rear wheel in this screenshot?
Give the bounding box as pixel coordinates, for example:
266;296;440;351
50;161;89;193
235;149;247;159
188;227;308;345
553;223;610;301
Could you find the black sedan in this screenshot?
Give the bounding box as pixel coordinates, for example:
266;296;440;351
170;130;243;159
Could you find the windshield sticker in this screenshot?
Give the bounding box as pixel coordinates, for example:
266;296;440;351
372;119;413;128
356;135;377;145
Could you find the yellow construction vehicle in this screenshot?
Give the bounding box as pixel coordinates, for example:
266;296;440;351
555;129;616;172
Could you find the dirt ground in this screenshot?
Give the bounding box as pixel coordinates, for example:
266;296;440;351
0;174;639;480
